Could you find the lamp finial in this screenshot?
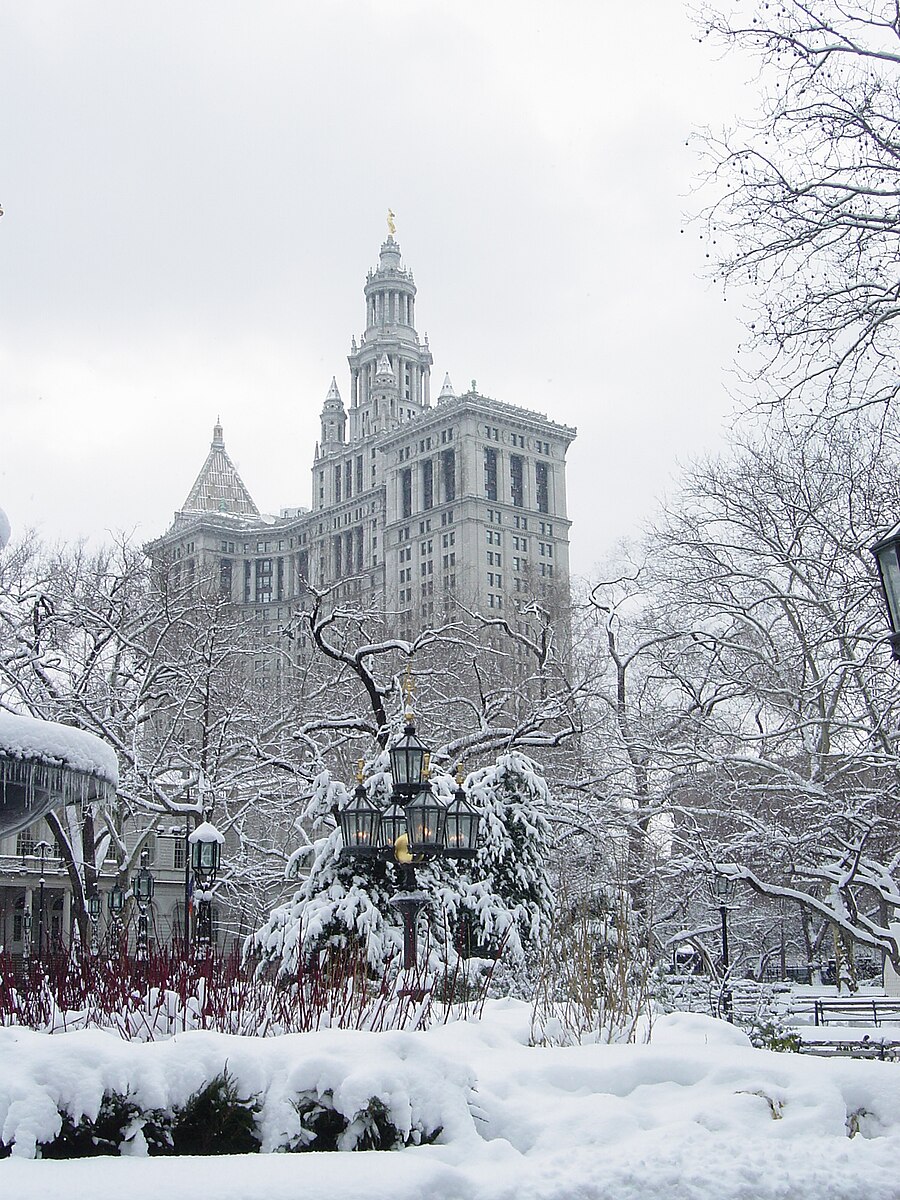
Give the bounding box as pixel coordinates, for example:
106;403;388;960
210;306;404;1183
401;663;416;722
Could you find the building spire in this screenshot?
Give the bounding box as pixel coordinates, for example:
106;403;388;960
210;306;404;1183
181;422;259;516
438;373;456;402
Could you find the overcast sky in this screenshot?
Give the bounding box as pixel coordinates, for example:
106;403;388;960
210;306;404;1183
0;1;750;580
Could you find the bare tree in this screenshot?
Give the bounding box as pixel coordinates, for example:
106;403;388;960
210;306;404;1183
646;418;900;973
695;0;900;417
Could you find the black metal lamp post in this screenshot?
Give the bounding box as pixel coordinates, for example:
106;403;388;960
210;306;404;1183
339;722;481;970
107;882;126;951
188;820;224;949
87;891;102;954
133;851;155;959
709;874;736;1022
35;839;51;961
872;521;900;659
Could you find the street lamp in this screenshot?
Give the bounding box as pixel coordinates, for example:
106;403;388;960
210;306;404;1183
133;851;155;959
709;874;736;1022
87;891;102;954
107;882;126;951
871;521;900;659
188;820;224;949
34;840;51;961
339;721;481;970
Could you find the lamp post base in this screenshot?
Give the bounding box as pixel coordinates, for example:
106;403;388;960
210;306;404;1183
390;890;427;970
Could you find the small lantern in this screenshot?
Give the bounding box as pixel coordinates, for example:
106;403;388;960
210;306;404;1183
87;893;102;920
108;884;126;914
379;800;407;851
389;722;428;798
872;521;900;659
133;868;155;902
191;837;222;875
339;783;382;856
443;785;480;859
405;788;447;855
712;874;735;904
188;821;224;876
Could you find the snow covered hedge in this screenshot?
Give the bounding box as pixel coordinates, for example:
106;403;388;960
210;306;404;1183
0;1023;474;1158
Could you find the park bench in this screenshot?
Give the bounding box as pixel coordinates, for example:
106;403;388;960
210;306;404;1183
809;997;900;1027
796;1035;900;1061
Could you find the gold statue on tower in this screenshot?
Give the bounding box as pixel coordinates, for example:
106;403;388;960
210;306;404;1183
387;208;396;236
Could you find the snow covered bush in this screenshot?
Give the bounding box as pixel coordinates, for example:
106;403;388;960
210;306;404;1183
0;1024;471;1158
247;750;554;988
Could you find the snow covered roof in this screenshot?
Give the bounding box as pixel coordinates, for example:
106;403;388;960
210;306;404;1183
180;421;260;518
0;711;119;836
0;712;118;785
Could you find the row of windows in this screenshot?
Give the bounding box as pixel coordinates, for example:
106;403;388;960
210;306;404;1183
483;449;550;513
399;450;456;518
484;426;552;455
397;428;455;464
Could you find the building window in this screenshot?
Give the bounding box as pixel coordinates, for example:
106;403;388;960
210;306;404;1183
255;558;273;603
535;461;550;514
334;465;342;503
17;833;37;857
401;467;412;519
510;455;524;508
484;447;498;501
422;459;434;510
219;558;232;596
441;449;456;502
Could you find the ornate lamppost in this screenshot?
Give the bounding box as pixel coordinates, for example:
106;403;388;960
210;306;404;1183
338;716;480;970
709;874;736;1022
87;890;102;954
132;850;155;959
188;820;224;950
107;881;126;950
872;521;900;659
34;839;51;961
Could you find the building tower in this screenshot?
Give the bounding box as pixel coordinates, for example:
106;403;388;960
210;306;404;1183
347;235;433;441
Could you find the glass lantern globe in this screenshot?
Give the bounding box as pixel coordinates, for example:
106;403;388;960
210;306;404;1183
108;884;126;914
405;789;447;856
443;786;480;858
191;837;222;875
339;784;382;857
711;875;735;904
389;722;428;798
133;868;155;902
379;800;407;852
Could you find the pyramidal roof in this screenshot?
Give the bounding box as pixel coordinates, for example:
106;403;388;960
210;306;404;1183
181;421;259;517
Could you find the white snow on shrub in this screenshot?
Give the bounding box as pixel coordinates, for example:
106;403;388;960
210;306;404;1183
4;1002;900;1197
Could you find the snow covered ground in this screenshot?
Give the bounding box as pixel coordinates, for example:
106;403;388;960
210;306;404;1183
4;1001;900;1198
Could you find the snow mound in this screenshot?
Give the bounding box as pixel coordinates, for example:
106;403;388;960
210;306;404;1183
650;1010;753;1048
3;1001;900;1198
